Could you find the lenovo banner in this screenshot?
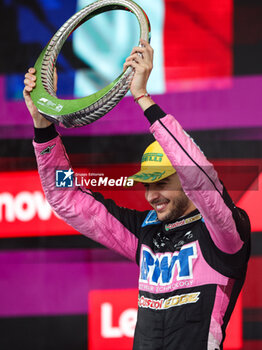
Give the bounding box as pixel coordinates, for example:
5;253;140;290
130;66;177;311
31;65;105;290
0;168;148;238
89;289;138;350
88;289;242;350
0;170;77;237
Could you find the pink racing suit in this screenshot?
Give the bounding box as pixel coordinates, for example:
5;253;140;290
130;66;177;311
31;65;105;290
33;104;250;350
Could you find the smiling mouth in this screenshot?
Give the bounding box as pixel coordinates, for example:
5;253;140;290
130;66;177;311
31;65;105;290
155;202;169;212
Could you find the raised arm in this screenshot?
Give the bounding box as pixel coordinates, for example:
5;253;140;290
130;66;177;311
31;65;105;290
23;68;142;261
147;110;247;254
125;40;249;254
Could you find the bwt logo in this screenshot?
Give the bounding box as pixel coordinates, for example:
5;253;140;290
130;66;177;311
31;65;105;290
56;169;74;188
139;243;197;285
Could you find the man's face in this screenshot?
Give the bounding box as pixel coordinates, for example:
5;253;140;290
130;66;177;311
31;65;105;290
144;173;195;222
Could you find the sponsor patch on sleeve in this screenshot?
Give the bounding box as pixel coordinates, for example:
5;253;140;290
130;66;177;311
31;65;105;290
40;144;55;155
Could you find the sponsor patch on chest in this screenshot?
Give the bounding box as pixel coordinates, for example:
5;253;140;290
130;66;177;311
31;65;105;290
139;243;197;293
138;292;200;310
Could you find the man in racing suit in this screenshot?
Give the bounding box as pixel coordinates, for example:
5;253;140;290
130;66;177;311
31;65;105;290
24;40;250;350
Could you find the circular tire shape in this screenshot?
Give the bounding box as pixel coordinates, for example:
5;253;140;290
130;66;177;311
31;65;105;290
30;0;151;128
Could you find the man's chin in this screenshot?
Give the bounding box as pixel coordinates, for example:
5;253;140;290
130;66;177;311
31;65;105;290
156;210;171;222
156;209;181;222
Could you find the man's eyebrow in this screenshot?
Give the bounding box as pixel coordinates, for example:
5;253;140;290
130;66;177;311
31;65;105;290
160;177;170;182
157;179;169;184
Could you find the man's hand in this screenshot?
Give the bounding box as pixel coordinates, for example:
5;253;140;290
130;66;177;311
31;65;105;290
23;67;57;128
123;40;155;110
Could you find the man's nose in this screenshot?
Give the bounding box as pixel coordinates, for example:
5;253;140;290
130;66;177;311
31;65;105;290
146;188;160;203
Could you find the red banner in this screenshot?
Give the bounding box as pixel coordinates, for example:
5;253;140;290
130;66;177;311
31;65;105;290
0;170;77;237
88;289;242;350
0;162;260;237
88;289;138;350
0;169;148;238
